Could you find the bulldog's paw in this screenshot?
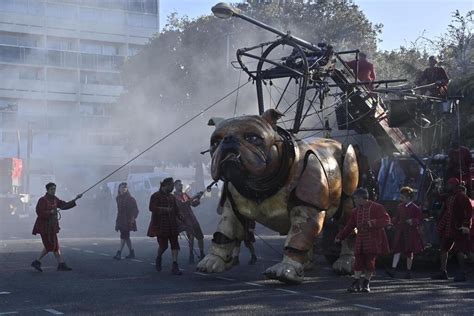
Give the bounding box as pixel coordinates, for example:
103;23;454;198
196;254;232;273
332;254;354;275
263;257;304;284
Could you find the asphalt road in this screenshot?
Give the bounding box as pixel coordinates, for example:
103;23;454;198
1;232;474;315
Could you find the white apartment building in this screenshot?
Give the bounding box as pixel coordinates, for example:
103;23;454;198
0;0;159;187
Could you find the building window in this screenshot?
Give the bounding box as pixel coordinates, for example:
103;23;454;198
80;102;106;116
47;37;76;51
128;13;157;28
0;32;40;48
0;99;18;130
46;3;76;19
81;71;121;85
19;67;43;80
47;68;76;83
128;45;142;56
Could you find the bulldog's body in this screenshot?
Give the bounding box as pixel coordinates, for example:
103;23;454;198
197;110;358;283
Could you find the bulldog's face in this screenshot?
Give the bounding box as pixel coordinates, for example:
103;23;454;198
210;112;282;183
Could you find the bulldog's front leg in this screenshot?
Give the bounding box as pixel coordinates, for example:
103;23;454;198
264;206;325;284
196;200;244;273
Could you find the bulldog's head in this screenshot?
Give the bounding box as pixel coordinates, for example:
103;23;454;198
209;109;285;187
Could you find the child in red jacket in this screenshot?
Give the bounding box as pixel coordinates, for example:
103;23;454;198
386;187;424;279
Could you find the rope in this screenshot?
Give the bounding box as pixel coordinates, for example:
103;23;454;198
253;231;283;257
79;81;250;196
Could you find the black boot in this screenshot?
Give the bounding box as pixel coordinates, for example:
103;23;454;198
57;262;72;271
125;249;135;259
189;254;195;264
405;270;412;279
248;254;257;265
347;279;361;293
199;251;205;260
31;260;42;272
113;251;121;260
431;270;448;280
171;262;182;275
155;256;162;272
232;256;240;266
361;279;371;292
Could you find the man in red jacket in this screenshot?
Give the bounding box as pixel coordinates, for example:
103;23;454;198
335;188;390;293
147;177;183;275
31;182;82;272
432;177;472;282
416;56;449;98
346;52;376;90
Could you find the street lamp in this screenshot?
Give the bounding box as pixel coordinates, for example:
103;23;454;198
211;2;320;53
211;2;240;19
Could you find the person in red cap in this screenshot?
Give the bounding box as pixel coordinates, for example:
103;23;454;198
416;56;449;98
335;188;391;293
147;177;184;275
432;177;472;282
31;182;82;272
386;186;424;279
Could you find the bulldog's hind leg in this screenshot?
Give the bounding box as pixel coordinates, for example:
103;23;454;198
263;206;325;284
196;200;245;273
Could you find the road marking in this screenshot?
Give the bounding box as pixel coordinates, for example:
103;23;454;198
354;304;381;311
92;243;98;245
0;292;11;295
194;272;208;276
276;288;299;294
71;248;81;251
215;277;236;281
99;253;110;257
83;250;94;254
311;295;335;301
149;263;155;266
0;312;19;315
131;259;143;263
44;309;64;315
245;282;263;287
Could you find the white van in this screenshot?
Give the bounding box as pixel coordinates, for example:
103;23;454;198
126;172;171;196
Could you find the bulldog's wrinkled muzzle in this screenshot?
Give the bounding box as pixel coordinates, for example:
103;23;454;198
218;135;243;181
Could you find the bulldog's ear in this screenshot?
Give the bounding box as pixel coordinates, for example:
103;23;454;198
262;109;284;128
208;117;225;129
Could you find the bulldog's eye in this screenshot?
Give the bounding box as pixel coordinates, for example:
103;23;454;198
244;134;263;144
211;138;222;149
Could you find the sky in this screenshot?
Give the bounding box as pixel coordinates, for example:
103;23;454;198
159;0;473;52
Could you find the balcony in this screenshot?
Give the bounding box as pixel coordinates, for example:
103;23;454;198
0;44;125;71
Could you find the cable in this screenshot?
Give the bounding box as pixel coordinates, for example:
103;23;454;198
254;231;283;257
80;81;251;196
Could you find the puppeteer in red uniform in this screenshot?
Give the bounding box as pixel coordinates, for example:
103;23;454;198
31;182;82;272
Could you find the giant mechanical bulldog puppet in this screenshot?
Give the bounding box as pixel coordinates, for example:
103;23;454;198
197;109;359;284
